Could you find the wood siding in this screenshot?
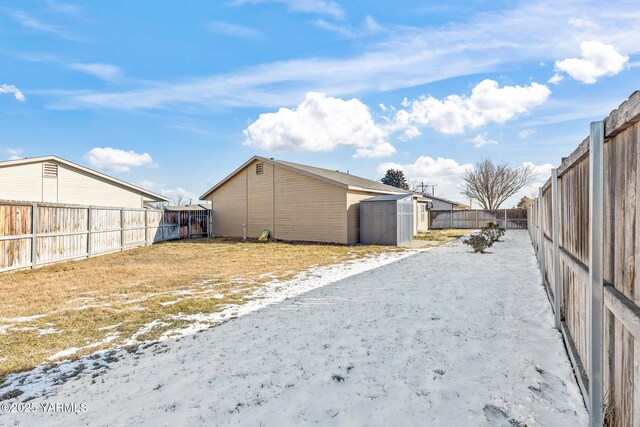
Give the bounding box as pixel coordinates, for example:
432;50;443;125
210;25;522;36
274;165;347;243
0;160;148;208
209;161;350;244
210;167;247;238
57;164;143;208
0;162;43;202
247;160;274;237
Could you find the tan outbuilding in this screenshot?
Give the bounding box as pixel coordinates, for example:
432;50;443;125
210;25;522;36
0;155;168;208
201;156;431;244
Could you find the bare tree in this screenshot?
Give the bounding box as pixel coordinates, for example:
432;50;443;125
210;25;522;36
461;159;536;209
171;195;186;206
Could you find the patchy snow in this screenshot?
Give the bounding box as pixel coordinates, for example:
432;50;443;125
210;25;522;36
0;232;586;425
0;314;47;323
47;333;121;361
38;329;64;336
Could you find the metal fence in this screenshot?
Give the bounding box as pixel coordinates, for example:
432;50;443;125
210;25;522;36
429;208;527;229
0;201;211;273
529;91;640;427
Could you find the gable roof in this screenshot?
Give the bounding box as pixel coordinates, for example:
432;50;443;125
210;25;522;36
0;155;169;202
424;194;469;209
361;194;414;202
200;156;411;199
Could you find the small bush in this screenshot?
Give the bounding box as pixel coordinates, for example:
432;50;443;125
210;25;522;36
481;221;506;244
463;233;493;253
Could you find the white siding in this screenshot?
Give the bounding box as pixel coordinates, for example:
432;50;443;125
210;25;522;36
0;160;146;208
0;163;43;202
57;164;143;208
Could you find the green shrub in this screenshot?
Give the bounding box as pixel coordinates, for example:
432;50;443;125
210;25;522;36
481;221;505;244
463;233;493;253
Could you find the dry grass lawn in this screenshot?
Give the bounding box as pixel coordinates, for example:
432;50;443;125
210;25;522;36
0;231;464;379
414;229;472;246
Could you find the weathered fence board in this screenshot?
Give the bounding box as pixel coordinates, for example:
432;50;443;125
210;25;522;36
529;91;640;426
0;201;209;272
429;208;527;229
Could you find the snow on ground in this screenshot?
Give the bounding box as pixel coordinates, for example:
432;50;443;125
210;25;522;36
0;231;587;426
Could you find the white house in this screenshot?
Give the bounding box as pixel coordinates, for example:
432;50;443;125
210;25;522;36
0;155;168;208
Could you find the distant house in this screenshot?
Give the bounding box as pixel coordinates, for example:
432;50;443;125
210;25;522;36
426;195;470;211
0;155;168;208
200;156;431;244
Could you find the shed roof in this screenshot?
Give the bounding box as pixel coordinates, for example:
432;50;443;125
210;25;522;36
361;194;414;202
200;156;411;199
0;155;169;202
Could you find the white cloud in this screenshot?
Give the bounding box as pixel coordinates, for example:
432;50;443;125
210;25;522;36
548;74;564;84
554;40;628;84
161;187;199;204
5;9;81;41
70;63;122;81
45;1;81;14
378;156;473;201
53;1;640;111
313;15;384;38
0;84;26;102
518;129;536;139
231;0;344;19
5;148;24;160
138;180;157;189
84;147;154;172
243;92;394;158
471;134;498;148
207;21;260;38
390;79;551;137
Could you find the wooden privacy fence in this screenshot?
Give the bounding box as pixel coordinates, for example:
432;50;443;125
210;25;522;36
528;91;640;427
429;208;527;229
0;201;211;273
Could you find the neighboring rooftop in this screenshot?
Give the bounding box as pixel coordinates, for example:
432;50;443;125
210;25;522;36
164;204;211;211
420;193;469;209
0;155;169;203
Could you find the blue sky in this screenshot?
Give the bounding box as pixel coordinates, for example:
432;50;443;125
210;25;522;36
1;0;638;206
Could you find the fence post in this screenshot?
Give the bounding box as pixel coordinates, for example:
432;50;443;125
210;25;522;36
120;208;124;251
144;209;149;246
188;210;191;239
450;209;453;228
551;168;561;330
504;209;508;229
87;207;92;258
476;210;479;229
589;120;604;427
538;187;544;275
31;202;37;269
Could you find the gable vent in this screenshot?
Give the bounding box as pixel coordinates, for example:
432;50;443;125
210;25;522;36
43;163;58;178
256;162;264;175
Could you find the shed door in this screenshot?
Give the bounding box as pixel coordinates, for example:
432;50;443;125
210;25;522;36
397;200;414;244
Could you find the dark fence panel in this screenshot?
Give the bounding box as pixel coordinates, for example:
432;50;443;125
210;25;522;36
429;208;528;229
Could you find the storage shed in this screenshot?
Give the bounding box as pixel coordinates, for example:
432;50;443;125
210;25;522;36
360;194;414;246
